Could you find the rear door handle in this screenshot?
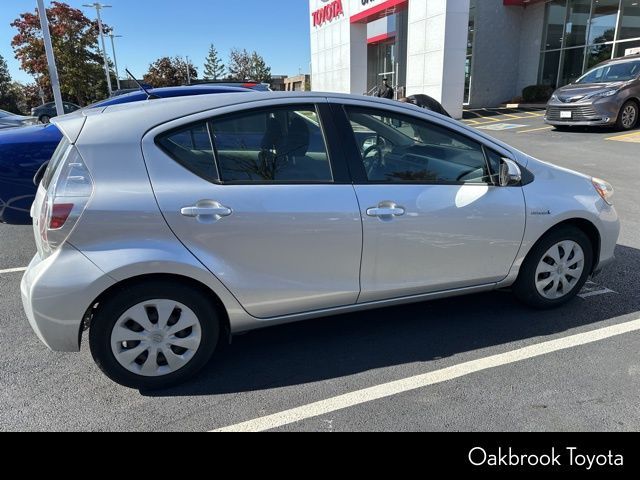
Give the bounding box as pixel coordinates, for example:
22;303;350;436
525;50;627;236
366;202;406;219
181;201;232;218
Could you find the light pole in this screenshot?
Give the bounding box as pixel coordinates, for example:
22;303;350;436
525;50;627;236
109;33;123;91
185;56;191;85
83;3;113;96
36;0;64;116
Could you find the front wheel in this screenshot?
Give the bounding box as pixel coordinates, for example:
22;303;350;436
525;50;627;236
513;227;593;309
89;281;220;390
39;115;51;124
616;101;638;131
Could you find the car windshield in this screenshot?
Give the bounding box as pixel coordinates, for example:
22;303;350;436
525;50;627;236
576;60;640;84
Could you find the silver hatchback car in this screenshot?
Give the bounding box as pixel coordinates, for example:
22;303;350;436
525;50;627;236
545;55;640;130
22;92;620;389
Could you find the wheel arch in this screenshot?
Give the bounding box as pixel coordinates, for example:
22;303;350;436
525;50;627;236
529;218;601;275
83;273;232;345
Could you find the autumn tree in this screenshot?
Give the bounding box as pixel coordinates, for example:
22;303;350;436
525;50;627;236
143;57;198;87
204;44;225;80
11;1;113;106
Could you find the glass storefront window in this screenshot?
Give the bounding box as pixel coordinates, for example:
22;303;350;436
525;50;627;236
585;43;614;69
619;0;640;40
543;0;567;50
464;0;476;104
565;0;591;47
615;38;640;56
540;50;562;86
539;0;640;88
588;0;619;44
560;47;586;85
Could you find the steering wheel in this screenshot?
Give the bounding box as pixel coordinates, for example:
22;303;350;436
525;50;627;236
362;144;383;178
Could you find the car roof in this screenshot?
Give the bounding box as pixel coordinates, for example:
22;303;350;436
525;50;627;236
90;85;252;108
53;91;441;143
596;54;640;68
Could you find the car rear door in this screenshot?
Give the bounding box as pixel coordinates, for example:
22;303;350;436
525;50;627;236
142;98;362;319
331;100;526;303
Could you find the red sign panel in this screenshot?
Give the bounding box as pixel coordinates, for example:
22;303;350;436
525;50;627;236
312;0;345;28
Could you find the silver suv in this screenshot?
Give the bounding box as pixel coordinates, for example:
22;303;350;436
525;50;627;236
545;55;640;131
22;92;620;389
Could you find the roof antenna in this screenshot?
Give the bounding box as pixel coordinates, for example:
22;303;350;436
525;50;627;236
125;69;159;99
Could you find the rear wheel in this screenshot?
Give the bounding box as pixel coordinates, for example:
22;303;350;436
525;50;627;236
616;100;638;131
89;281;220;390
513;226;593;309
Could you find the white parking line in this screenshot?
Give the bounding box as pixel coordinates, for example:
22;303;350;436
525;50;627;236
0;267;27;274
579;281;617;299
213;318;640;432
579;288;616;299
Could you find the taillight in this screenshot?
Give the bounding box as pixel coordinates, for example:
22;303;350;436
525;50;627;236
37;146;93;258
49;203;74;229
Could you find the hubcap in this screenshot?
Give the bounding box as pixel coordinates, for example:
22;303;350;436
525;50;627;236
110;300;202;377
622;105;637;129
535;241;585;300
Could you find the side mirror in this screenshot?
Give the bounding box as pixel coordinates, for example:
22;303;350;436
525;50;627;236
33;161;49;187
499;158;522;187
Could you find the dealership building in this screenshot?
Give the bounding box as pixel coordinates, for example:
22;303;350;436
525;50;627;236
309;0;640;118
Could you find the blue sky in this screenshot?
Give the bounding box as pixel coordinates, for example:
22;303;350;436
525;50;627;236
0;0;312;84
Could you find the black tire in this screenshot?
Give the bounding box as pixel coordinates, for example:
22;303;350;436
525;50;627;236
513;226;593;309
616;100;639;131
39;115;51;124
89;281;220;390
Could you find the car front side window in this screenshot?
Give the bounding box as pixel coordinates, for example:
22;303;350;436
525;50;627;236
345;107;493;185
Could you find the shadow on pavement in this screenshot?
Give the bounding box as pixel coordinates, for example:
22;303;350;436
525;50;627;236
145;244;640;397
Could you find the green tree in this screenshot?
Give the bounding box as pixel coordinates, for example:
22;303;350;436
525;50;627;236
228;48;272;83
227;48;252;81
11;1;113;106
249;51;271;83
204;44;225;80
0;54;15;111
143;56;198;87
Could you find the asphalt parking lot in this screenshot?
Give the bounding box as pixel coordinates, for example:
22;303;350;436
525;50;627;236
1;110;639;432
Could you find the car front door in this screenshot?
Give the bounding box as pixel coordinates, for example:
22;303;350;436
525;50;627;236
142;100;362;319
333;102;527;303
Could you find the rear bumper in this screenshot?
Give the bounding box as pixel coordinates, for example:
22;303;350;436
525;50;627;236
21;244;115;352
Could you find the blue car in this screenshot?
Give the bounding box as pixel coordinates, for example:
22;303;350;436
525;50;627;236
0;85;251;225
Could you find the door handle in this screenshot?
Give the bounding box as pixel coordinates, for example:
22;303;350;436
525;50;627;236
366;202;406;219
181;201;232;218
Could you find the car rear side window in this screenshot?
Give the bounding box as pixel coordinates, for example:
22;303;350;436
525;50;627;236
209;105;333;183
156;122;219;182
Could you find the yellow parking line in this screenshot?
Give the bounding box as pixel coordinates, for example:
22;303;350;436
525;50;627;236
464;119;481;125
518;126;554;134
606;130;640;142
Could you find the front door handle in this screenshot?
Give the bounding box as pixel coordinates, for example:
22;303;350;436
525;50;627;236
181;201;232;219
366;202;406;219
